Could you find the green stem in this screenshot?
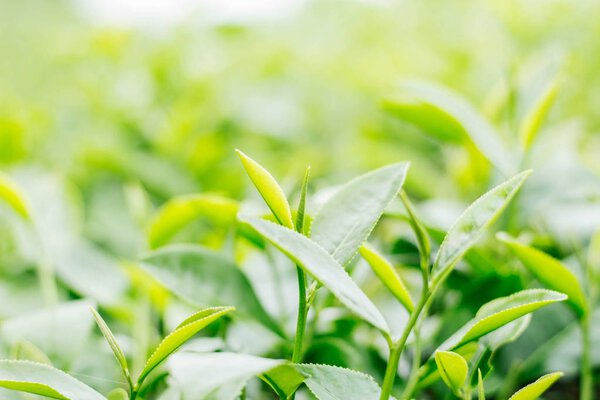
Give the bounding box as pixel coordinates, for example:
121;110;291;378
581;312;592;400
292;265;308;363
379;289;429;400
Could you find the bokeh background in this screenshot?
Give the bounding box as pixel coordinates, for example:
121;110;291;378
0;0;599;398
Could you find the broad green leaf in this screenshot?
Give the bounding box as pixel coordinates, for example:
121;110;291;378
0;360;106;400
240;215;389;334
90;308;131;388
147;194;239;248
383;81;512;173
137;306;234;385
0;173;29;219
432;171;531;283
295;364;386;400
477;369;485;400
236;150;294;229
508;372;562;400
168;352;286;400
519;79;559;151
139;245;283;336
434;351;468;393
359;244;414;312
439;289;567;351
399;190;431;270
498;233;587;317
310;162;409;265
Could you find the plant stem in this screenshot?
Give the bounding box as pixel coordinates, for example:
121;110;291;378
379;289;429;400
581;311;592;400
292;265;308;363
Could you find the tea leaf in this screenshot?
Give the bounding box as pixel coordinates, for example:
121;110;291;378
519;79;559;151
241;215;389;334
148;194;239;248
359;244;414;312
236;150;294;229
90;308;131;388
498;233;587;317
434;351;468;393
310;162;409;266
12;340;52;365
439;289;567;351
0;173;30;219
383;81;513;173
508;372;563;400
140;245;284;337
295;364;385;400
477;369;485;400
0;360;106;400
295;166;311;234
399;190;431;270
432;171;531;283
137;306;234;385
168;352;286;400
107;388;129;400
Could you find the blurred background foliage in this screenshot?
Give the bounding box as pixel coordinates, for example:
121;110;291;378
0;0;599;398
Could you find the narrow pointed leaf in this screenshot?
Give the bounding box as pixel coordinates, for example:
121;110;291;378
520;79;559;151
432;171;531;282
241;215;389;333
236;150;293;229
295;166;310;234
399;190;431;270
439;289;567;351
0;360;106;400
508;372;563;400
137;306;234;384
383;81;513;173
0;173;30;219
435;351;468;393
359;245;414;312
140;245;284;337
477;369;485;400
90;308;131;388
498;233;587;317
148;194;239;248
310;162;409;265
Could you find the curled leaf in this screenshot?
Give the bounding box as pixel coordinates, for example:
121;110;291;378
434;351;468;394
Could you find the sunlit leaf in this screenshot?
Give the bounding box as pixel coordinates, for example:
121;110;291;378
432;171;531;283
236;150;294;229
439;289;567;351
0;360;106;400
140;244;283;336
137;306;234;385
498;233;587;317
0;173;30;219
359;244;414;312
508;372;562;400
240;215;389;334
310;162;409;266
147;194;239;248
519;79;559;151
90;308;131;388
434;351;468;393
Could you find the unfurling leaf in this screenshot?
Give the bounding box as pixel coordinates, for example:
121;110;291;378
477;369;485;400
509;372;563;400
519;79;559;152
147;194;239;248
439;289;567;351
236;150;294;229
399;190;431;271
241;215;389;334
432;170;531;284
90;308;131;388
359;244;414;312
0;360;106;400
137;306;234;385
434;351;468;393
498;233;587;317
310;162;409;266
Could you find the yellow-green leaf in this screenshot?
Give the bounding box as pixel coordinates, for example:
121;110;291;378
509;372;563;400
359;244;414;312
477;369;485;400
0;360;106;400
498;233;587;317
236;150;293;229
0;173;30;219
434;351;468;393
399;190;431;271
137;306;234;385
147;194;239;249
519;79;559;152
